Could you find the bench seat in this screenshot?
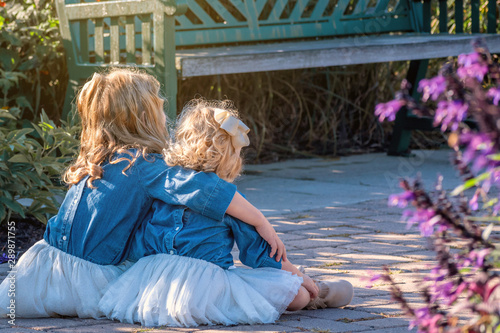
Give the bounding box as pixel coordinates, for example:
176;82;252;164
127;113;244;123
176;34;500;77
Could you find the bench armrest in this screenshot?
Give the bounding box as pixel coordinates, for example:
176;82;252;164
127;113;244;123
158;0;187;16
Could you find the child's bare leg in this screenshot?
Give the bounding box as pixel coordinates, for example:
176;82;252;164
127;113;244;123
287;286;310;311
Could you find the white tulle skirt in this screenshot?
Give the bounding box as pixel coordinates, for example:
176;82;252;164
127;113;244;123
99;254;303;327
0;240;132;319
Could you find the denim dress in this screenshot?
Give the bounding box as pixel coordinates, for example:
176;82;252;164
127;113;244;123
99;197;303;327
0;152;236;319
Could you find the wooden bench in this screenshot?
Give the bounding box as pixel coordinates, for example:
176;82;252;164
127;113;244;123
55;0;500;155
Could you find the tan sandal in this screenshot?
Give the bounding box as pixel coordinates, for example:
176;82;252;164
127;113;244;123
305;280;354;310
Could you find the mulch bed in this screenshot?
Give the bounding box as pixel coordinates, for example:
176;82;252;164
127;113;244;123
0;217;46;260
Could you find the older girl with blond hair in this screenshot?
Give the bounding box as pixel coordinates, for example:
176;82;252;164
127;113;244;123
0;69;285;319
99;99;354;327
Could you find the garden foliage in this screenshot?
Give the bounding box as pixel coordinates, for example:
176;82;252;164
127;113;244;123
0;107;79;224
0;0;79;225
0;0;67;121
373;41;500;333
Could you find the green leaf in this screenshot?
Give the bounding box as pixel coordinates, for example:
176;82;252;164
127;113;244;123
7;128;34;142
451;171;491;196
467;216;500;222
8;154;30;163
483;198;498;208
0;111;17;120
0;197;25;217
482;223;494;241
0;30;22;47
0;49;20;71
2;182;27;193
487;153;500;161
33;162;44;176
16;96;33;112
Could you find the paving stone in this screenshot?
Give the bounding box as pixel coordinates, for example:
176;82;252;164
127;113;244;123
278;316;368;332
361;326;417;333
338;242;422;255
289;227;371;238
199;324;292;332
354;317;410;328
354;222;420;234
14;318;102;330
285;237;365;250
399;250;436;260
0;328;40;332
349;294;424;317
271;221;323;233
349;233;428;247
340;287;390;298
335;253;413;267
286;246;354;257
46;321;140;332
387;260;436;273
145;327;202;332
277;233;307;242
0;264;9;279
285;257;351;269
303;308;383;321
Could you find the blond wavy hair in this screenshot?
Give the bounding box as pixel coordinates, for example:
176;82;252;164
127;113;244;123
165;99;244;182
63;68;170;188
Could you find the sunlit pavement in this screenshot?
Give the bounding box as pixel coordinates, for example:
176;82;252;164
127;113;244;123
3;149;496;332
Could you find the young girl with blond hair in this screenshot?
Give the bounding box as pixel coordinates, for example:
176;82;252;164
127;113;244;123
99;99;354;327
0;70;286;319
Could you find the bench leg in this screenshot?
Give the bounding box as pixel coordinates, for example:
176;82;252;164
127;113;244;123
61;78;79;121
388;59;429;156
164;73;177;122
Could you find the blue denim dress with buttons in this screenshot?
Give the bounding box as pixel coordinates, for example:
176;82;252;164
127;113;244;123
44;151;237;265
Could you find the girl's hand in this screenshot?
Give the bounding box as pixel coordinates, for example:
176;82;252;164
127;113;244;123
255;222;287;262
302;275;319;300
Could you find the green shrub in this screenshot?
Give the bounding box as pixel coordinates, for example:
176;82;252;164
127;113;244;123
0;0;67;122
0;106;79;224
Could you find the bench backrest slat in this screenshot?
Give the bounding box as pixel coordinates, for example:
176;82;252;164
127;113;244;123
455;0;464;33
110;17;120;64
174;0;414;46
439;0;447;33
487;0;497;33
471;0;480;33
78;19;89;63
94;18;104;63
126;16;136;63
141;15;152;65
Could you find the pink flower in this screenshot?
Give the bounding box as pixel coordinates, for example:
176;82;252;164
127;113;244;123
375;100;404;122
434;100;468;131
388;191;415;208
457;53;488;82
418;76;447;101
487;87;500;105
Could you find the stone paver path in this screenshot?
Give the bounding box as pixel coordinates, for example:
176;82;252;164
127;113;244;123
3;150;495;332
2;200;433;333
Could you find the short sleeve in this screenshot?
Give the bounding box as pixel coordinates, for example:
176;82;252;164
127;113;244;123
225;215;282;269
135;155;237;221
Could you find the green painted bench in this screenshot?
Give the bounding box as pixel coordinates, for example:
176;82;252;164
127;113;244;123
55;0;500;155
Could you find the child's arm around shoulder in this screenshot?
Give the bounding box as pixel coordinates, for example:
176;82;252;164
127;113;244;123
226;191;287;262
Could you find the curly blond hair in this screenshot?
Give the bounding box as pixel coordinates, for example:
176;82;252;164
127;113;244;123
63;68;170;188
165;99;244;182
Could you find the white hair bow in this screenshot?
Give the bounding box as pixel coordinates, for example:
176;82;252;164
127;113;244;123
213;108;250;150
